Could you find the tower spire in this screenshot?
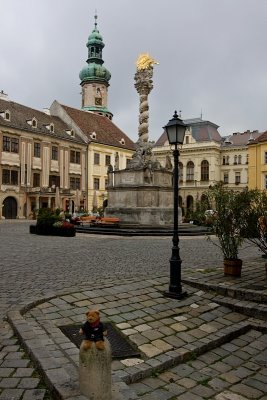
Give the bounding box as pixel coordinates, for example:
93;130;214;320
79;15;112;119
94;11;98;30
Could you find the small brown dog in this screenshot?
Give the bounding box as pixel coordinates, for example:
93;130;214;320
79;310;107;350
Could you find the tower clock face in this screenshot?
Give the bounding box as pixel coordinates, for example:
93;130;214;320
95;97;102;106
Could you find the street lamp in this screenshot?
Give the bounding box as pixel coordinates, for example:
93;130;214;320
163;110;188;299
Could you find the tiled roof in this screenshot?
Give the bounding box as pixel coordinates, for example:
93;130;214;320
223;130;262;146
60;104;136;150
0;99;85;144
155;118;222;146
248;130;267;144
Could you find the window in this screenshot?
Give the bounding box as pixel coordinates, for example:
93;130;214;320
94;178;100;190
185;136;189;144
186;161;194;181
126;158;131;167
178;162;183;182
70;150;80;164
238;155;242;164
4;111;10;121
49;175;60;187
235;172;241;184
105;155;111;166
33;173;40;187
222;156;226;165
34;142;41;158
224;173;229;184
226;156;229;165
51;146;58;161
265;175;267;190
265;152;267;164
3;136;19;153
94;153;100;165
246;154;249;164
32;119;37;128
2;169;18;185
201;160;209;181
234;155;237;165
105;178;108;189
70;176;80;190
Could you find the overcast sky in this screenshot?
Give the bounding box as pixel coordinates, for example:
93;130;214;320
1;0;267;141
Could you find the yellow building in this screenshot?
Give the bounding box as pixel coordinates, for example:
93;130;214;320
248;131;267;190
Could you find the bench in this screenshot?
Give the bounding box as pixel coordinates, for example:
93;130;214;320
80;216;99;226
97;217;120;225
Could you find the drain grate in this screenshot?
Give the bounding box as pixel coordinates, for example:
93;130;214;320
59;323;140;359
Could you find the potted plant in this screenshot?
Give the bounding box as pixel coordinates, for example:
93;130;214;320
206;184;252;277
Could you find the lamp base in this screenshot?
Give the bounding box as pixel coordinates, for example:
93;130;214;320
163;290;188;300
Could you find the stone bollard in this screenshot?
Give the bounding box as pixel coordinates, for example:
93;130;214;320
79;338;112;400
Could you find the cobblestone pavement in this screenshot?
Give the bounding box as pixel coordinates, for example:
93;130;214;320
1;221;267;399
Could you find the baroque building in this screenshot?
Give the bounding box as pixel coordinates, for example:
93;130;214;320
0;92;87;219
153;117;262;216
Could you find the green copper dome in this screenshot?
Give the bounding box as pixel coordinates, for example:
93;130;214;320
87;29;103;47
79;62;111;82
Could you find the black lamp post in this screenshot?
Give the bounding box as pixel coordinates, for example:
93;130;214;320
163;110;188;299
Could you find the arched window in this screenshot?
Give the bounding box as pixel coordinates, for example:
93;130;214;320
186;161;194;181
186;195;194;210
178;162;183;182
201;160;209;181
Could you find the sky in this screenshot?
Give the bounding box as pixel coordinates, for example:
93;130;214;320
1;0;267;142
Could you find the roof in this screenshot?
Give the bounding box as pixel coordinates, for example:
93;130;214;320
0;99;85;144
249;130;267;144
155;118;222;146
223;130;262;146
60;104;136;150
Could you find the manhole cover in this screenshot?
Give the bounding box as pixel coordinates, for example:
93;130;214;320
59;323;140;359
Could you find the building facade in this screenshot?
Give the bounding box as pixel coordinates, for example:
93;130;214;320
248;131;267;190
153;118;262;216
0;93;87;219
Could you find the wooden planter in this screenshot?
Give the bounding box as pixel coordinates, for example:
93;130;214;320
224;259;242;277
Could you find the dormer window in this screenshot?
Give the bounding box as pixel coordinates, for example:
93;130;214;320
27;118;37;128
0;110;11;121
120;138;125;145
66;129;75;137
90;132;97;139
45;123;54;132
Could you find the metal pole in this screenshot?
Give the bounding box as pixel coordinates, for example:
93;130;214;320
164;143;187;299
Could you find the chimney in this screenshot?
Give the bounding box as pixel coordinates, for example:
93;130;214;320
43;108;50;115
0;90;9;101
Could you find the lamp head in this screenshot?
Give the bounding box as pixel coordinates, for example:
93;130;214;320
163;110;187;145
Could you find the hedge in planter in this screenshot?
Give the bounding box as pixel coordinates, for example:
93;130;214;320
30;208;76;237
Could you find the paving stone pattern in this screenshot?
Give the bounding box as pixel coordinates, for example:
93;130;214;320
1;221;267;399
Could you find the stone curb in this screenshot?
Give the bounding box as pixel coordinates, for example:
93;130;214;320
6;279;267;400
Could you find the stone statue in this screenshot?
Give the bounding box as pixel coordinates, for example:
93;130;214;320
165;155;173;170
134;53;158;144
114;152;119;170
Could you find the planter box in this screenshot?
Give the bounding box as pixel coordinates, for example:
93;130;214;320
30;224;76;237
224;259;242;277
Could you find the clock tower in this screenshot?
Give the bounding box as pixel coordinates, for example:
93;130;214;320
79;15;113;119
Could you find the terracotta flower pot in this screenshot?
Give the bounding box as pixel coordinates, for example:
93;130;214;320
224;259;242;277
